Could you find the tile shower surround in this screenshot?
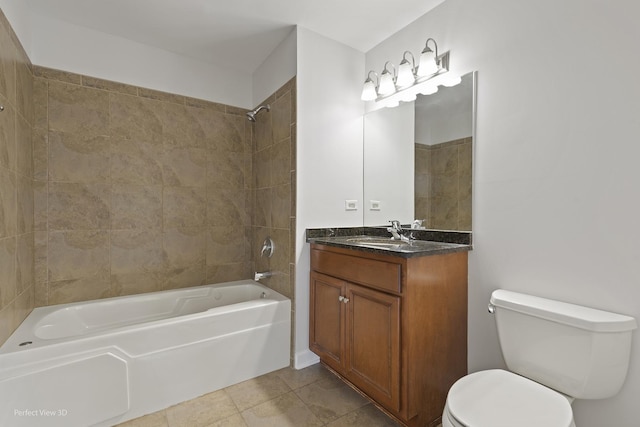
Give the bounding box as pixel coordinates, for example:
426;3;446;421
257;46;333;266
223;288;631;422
32;67;296;310
0;9;35;345
1;8;298;355
415;137;472;231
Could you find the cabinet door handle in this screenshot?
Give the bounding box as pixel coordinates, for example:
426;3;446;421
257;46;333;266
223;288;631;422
342;297;349;304
338;296;345;302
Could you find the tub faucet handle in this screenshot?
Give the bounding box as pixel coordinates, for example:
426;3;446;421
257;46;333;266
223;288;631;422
261;237;275;258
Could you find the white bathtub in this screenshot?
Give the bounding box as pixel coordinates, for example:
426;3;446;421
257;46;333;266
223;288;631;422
0;280;291;427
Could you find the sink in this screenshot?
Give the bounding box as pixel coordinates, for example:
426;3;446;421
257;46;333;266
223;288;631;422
308;233;470;256
344;237;409;248
339;236;452;252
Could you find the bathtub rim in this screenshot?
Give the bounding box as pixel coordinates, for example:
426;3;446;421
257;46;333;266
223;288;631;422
0;279;289;355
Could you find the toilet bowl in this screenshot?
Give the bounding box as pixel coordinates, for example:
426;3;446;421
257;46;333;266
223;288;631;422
442;370;575;427
441;289;636;427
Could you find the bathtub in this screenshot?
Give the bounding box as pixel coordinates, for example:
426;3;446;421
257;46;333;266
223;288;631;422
0;280;291;427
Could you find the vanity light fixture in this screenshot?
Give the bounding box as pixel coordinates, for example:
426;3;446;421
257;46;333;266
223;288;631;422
378;61;397;96
417;38;439;77
360;71;379;101
396;51;417;88
361;37;459;107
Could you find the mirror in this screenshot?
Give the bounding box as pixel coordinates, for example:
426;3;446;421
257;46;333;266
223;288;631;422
363;71;476;231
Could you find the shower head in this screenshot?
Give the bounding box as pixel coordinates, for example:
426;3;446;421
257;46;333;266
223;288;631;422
246;104;270;122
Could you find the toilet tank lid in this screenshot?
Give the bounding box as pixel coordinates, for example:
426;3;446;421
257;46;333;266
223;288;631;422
490;290;638;332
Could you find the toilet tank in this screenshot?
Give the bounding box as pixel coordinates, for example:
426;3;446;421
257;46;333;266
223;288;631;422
490;289;637;399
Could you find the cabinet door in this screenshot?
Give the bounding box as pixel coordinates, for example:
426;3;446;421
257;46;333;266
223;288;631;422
309;272;346;372
346;283;401;412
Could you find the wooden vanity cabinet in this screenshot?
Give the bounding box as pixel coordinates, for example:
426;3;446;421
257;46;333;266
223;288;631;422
311;271;401;410
309;243;468;427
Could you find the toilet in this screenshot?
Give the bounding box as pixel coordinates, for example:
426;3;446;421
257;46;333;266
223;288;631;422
443;289;637;427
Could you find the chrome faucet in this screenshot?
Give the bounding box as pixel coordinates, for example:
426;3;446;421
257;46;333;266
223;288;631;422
254;271;272;281
387;220;410;241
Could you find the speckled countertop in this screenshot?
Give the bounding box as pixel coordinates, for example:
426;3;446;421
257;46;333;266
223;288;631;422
306;227;472;258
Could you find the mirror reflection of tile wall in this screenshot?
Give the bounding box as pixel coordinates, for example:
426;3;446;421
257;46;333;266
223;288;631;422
415;137;472;231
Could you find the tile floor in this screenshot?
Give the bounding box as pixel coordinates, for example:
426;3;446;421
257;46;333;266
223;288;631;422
116;363;406;427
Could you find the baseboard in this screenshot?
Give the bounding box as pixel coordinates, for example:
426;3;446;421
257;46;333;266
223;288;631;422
294;349;320;369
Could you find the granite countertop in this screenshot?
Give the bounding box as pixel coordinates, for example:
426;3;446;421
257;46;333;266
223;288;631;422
306;227;472;258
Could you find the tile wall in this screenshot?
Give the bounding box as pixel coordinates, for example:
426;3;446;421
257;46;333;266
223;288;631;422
32;67;256;305
0;8;296;348
251;79;296;300
32;69;296;311
415;137;472;231
0;9;35;344
250;79;297;362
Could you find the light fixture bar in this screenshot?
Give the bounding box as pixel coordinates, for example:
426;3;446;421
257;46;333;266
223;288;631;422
375;50;450;104
360;37;460;107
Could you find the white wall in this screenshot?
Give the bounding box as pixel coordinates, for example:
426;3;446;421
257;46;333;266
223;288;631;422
0;1;29;52
294;27;364;367
29;13;252;108
365;0;640;426
0;1;30;53
252;28;296;107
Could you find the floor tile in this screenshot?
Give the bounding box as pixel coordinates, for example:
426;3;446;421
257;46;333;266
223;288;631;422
241;391;323;427
225;370;292;411
208;413;249;427
274;363;334;390
324;403;403;427
295;375;369;424
165;389;238;427
116;364;404;427
116;411;169;427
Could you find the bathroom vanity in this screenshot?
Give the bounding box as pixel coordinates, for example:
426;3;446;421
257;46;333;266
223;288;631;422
308;232;469;427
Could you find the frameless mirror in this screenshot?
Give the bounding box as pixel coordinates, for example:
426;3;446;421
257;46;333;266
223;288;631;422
363;71;476;231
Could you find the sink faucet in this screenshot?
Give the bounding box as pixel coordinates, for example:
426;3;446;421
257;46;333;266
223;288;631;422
387;220;410;241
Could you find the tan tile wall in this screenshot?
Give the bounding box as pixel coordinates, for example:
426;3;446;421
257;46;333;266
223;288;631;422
0;9;35;345
250;78;296;364
33;66;257;306
0;6;297;351
251;78;296;300
415;137;472;231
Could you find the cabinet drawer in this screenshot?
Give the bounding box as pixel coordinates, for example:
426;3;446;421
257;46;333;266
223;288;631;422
311;248;401;293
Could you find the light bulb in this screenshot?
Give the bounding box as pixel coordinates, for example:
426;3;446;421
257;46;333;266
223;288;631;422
361;79;377;101
418;50;438;77
396;59;416;88
378;70;396;96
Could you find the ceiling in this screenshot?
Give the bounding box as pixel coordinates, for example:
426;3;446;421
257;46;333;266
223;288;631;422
26;0;445;73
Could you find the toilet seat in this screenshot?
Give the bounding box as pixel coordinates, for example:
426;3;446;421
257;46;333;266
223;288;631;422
445;369;574;427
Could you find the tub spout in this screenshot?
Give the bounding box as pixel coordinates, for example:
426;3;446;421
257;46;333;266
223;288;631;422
254;271;272;281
